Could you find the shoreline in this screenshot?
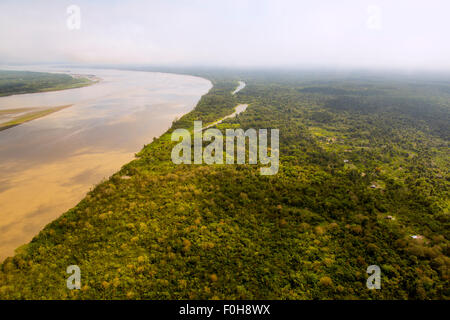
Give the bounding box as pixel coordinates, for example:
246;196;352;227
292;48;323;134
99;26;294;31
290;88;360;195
0;69;213;262
0;71;102;130
203;81;247;129
0;72;101;98
203;103;248;130
0;105;73;132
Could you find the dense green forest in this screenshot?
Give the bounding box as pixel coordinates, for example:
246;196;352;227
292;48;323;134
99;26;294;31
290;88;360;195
0;70;94;96
0;70;448;299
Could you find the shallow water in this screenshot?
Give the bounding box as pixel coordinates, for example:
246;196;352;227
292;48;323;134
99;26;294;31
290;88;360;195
0;66;212;260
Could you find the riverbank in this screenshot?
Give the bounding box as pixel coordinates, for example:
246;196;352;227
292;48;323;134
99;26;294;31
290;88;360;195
0;105;72;131
0;68;212;261
0;78;255;299
203;104;248;129
0;70;98;97
203;80;247;129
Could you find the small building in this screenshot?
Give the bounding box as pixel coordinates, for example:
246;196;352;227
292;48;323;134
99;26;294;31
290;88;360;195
385;215;395;220
343;159;349;163
411;235;423;240
370;184;377;188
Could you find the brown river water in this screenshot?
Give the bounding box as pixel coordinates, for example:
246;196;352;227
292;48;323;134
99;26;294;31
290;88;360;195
0;66;211;261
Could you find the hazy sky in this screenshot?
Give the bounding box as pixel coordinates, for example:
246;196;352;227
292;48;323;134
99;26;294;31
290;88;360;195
1;0;449;70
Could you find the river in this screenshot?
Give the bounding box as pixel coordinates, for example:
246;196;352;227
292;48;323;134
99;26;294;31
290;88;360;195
203;81;247;129
0;66;212;261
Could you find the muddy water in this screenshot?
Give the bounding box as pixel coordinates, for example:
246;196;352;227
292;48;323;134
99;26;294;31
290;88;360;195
0;67;212;260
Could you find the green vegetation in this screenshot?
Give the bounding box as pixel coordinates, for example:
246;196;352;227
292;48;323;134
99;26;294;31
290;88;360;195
0;70;448;299
0;70;95;96
0;105;72;131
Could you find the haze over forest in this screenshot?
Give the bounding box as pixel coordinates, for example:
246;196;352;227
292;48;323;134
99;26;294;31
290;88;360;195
1;0;449;71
